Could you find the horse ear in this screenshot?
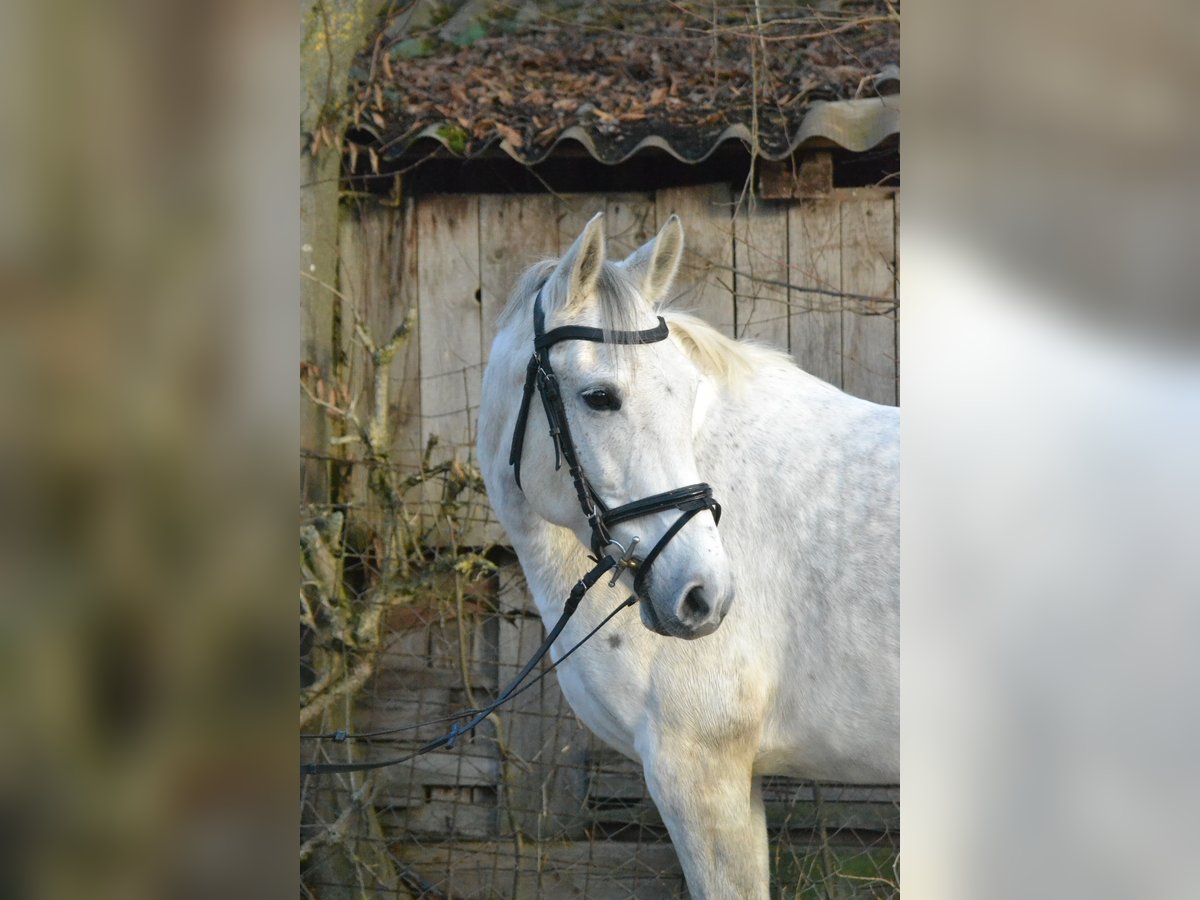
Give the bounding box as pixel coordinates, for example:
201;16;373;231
555;212;606;309
620;214;684;305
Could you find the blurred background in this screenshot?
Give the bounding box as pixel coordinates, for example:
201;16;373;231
904;0;1200;897
2;0;1198;897
1;1;297;897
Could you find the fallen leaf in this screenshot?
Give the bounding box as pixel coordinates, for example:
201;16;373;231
495;123;524;148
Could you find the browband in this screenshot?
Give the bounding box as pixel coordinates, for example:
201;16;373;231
535;320;669;354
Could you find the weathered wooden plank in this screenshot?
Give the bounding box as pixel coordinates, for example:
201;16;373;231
300;153;339;503
479;193;559;364
336;202;424;511
539;692;593;838
587;769;898;810
588;770;651;801
604;193;657;260
392;197;425;474
495;564;577;840
417;194;484;543
426;613;500;691
586;765;900;833
394;840;687;900
556;194;607;255
762;781;900;806
840;192;897;405
373;745;500;806
788;198;843;388
589;796;899;834
759;152;834;200
335;208;368;508
733;200;790;350
400;796;497;838
494;563;540;841
477;194;558;546
372;583;498;687
370;664;494;695
655;183;735;334
491;564;595;842
370;630;496;690
354;687;453;743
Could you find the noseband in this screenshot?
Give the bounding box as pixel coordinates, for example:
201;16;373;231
508;289;721;595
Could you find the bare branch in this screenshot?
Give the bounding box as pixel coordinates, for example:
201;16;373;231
300;654;376;731
299;777;374;863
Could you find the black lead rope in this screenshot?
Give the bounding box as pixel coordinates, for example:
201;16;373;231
301;555;619;776
302;590;637;746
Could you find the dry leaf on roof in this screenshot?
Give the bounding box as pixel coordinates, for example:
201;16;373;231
350;0;898;160
495;123;524;148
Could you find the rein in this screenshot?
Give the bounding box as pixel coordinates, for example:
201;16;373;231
301;287;722;778
301;555;623;776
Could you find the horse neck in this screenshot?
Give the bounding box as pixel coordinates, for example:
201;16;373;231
692;363;863;516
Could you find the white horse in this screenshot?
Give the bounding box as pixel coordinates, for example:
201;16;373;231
477;213;899;899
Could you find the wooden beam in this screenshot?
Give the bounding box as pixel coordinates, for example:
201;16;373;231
759;152;834;200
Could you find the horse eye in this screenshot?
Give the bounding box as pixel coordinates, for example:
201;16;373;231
582;388;621;411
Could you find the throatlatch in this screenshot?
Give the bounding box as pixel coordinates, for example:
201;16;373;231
508;288;722;595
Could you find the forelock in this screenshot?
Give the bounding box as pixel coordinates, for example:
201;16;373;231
498;258;646;338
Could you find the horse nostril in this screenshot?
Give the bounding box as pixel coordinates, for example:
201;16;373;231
681;585;710;622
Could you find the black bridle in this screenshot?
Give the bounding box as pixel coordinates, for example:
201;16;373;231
508;289;721;595
299;288;722;778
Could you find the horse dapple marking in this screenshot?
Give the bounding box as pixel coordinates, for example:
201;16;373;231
478;213;899;899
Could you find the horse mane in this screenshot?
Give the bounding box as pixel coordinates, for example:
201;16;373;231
499;257;804;390
661;310;797;389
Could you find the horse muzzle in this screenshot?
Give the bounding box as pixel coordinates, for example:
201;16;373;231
638;576;734;640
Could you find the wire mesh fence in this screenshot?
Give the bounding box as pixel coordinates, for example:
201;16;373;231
300;451;898;899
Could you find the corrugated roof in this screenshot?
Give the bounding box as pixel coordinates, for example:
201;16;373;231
349;2;899;166
388;92;897;164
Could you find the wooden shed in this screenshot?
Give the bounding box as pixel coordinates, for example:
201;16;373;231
302;6;899;896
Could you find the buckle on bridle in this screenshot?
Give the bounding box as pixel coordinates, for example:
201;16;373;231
603;536;641;587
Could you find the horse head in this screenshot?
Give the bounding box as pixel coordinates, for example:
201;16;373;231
484;212;735;639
